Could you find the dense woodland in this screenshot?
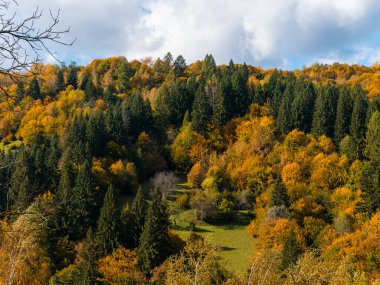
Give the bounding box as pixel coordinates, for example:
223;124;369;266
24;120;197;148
0;53;379;284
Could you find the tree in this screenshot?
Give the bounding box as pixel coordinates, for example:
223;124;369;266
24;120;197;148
28;77;41;100
165;236;226;285
277;80;295;135
0;1;72;101
137;189;171;277
192;85;212;134
173;55;186;77
281;230;302;269
350;84;368;159
364;111;380;161
312;84;337;138
95;185;120;258
270;175;290;208
80;229;99;284
55;68;65;93
334;86;353;143
66;63;78;89
291;80;316;132
151;171;179;200
128;187;148;247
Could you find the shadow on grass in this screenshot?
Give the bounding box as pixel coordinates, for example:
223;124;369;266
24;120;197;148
206;211;254;230
218;246;236;251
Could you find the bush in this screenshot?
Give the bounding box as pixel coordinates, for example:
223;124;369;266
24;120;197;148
176;193;190;209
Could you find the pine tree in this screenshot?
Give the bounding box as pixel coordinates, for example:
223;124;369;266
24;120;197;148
137;189;171;276
364;111;380;161
81;228;99;284
350;84;368;160
231;67;249;116
191;84;212;134
173;55;186;77
277;80;295;135
312;84;337;138
281;230;301;269
334;86;353;144
201;54;217;79
103;84;118;105
291;80;316;132
122;92;153;139
129;187;148;247
66;63;78;89
55;68;65;93
66;159;98;240
270;175;290;208
28;77;41;100
339;135;356;163
95;185;119;257
360;111;380;214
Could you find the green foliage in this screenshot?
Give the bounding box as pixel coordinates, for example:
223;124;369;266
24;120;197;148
137;189;171;276
270;175;290;208
334;86;353;143
66;63;78;89
28;77;41;100
281;230;302;269
55;68;65;94
350;84;368;159
95;185;120;257
128;187;148;248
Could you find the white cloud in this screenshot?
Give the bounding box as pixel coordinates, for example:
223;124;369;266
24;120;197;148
11;0;380;68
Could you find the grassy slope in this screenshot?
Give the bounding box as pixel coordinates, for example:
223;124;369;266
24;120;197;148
121;175;255;275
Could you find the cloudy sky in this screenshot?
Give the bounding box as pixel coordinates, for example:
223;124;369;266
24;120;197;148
14;0;380;69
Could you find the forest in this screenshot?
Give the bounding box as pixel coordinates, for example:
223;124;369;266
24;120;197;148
0;53;379;284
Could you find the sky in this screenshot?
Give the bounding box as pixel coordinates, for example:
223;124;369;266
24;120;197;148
13;0;380;69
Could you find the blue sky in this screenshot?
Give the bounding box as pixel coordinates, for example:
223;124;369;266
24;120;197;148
15;0;380;70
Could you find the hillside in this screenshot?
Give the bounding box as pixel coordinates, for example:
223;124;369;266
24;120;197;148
0;55;379;284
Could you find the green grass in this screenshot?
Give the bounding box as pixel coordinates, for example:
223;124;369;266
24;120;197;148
120;173;255;275
170;182;255;275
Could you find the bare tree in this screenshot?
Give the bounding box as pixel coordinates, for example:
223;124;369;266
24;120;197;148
0;0;73;101
151;171;179;200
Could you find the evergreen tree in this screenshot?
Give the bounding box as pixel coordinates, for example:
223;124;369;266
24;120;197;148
173;55;186;77
360;111;380;214
192;84;212;134
253;83;266;105
312;84;337;138
122;92;153;139
129;187;148;247
231;66;249;116
277;80;295;135
86;112;108;157
103;84;118;105
281;230;301;269
334;86;353;144
137;189;171;276
270;175;290;208
66;159;98;240
339;135;356;163
291;80;316;132
95;185;119;257
81;228;99;284
364;111;380;161
28;77;41;100
115;59;134;93
55;68;65;93
350;84;368;159
201;54;217;79
66;63;78;89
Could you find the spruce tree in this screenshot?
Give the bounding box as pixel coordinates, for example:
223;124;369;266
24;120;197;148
334;86;353;144
137;189;171;276
277;80;295;135
95;185;119;257
360;111;380;214
270;175;290;208
66;63;78;89
281;230;301;269
28;77;41;100
291;80;316;132
103;84;118;105
55;68;65;93
191;84;212;134
81;228;99;284
129;187;148;247
173;55;186;77
312;84;337;138
350;84;368;160
66;159;98;240
231;67;249;116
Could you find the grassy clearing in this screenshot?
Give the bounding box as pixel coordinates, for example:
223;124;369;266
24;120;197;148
120;174;255;275
170;181;255;275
